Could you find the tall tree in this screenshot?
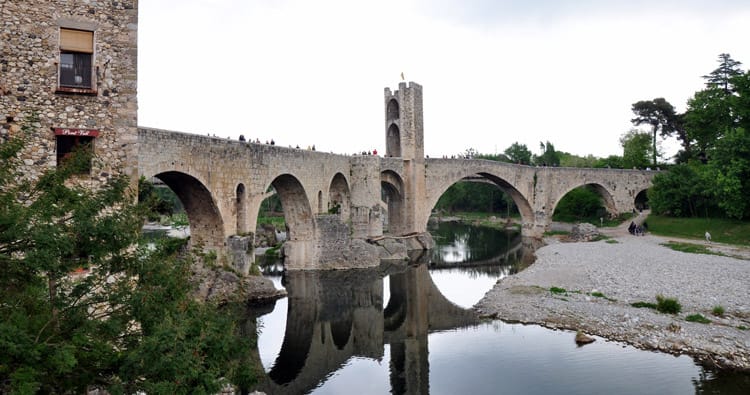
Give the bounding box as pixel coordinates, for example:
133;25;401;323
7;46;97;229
630;98;679;166
534;141;560;167
702;53;743;93
503;142;532;165
620;129;653;169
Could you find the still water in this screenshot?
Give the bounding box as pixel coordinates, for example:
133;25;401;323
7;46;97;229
251;222;750;394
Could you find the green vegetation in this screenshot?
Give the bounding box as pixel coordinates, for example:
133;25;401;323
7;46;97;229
435;182;519;217
645;54;750;221
661;241;724;256
738;326;748;331
630;295;682;314
605;239;619;244
258;215;286;228
631;301;658;309
648;215;750;246
550;286;568;295
712;305;726;317
686;314;712;324
656;295;682;314
0;135;256;393
543;230;570;236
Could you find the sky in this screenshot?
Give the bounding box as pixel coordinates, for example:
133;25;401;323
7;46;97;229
137;0;750;159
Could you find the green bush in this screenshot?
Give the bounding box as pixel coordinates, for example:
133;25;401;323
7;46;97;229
712;305;725;317
656;295;682;314
549;286;567;294
631;301;657;309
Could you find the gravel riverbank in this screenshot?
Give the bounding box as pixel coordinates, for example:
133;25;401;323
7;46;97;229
475;234;750;371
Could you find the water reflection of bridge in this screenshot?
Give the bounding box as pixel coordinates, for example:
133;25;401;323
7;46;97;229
248;262;484;394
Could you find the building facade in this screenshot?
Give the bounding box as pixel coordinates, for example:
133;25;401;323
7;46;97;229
0;0;138;185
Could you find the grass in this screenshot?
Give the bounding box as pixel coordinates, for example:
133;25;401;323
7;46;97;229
661;241;725;256
605;239;619;244
685;314;711;324
712;305;725;317
630;295;682;314
647;215;750;247
738;326;748;331
258;215;286;228
544;230;570;236
553;213;632;227
550;286;568;294
656;295;682;314
631;301;658;309
589;291;617;302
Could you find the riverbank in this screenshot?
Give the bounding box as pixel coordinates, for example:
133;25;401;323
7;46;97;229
475;233;750;371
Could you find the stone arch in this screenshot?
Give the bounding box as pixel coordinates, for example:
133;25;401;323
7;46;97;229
386;124;401;157
381;170;406;235
317;190;323;213
328;172;350;218
265;174;315;264
635;188;649;211
387;99;400;121
551;182;617;218
425;171;534;232
150;171;224;251
236;183;246;234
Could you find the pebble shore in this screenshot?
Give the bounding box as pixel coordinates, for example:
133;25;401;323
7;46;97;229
475;234;750;371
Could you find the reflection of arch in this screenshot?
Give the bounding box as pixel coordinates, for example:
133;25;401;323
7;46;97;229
267;295;315;385
381;170;406;235
152;171;223;249
386;124;401;157
552;183;617;217
387;99;400;121
236;183;246;234
635;188;649;211
330;315;353;350
328;172;350;218
268;174;315;244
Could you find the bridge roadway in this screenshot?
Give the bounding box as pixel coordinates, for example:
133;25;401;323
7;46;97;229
138;127;655;271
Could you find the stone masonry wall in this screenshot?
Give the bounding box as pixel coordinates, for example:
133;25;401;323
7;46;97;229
0;0;138;186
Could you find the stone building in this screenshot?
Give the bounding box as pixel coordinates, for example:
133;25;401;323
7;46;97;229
0;0;138;186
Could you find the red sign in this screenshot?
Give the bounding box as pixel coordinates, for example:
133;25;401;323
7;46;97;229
54;128;100;137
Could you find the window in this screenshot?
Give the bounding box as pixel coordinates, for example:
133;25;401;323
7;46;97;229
58;28;94;91
56;134;94;173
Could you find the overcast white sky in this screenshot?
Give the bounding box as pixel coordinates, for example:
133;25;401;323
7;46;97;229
137;0;750;159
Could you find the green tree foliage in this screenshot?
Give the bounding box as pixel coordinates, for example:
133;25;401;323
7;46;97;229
648;164;715;217
0;133;256;392
593;155;624;169
503;142;532;165
631;98;681;166
702;53;743;93
649;56;750;220
534;141;560;167
552;186;606;222
558;152;598;168
620;129;653;169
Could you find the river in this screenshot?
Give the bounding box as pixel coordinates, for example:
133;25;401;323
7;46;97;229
250;222;749;394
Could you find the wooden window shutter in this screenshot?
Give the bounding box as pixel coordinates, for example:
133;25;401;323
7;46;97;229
60;28;93;53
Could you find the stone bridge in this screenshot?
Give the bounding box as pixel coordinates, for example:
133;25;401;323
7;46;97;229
137;82;655;271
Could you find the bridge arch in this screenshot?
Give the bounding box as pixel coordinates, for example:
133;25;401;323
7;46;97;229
551;182;617;219
265;174;316;265
148;170;224;252
381;170;406;235
328;172;350;218
424;171;534;232
635;188;649;211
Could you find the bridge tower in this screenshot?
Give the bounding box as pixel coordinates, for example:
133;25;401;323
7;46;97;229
384;82;428;234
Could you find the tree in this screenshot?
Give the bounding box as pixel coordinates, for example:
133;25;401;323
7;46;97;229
0;129;256;392
534;141;560;167
631;98;680;166
702;53;743;93
648;164;714;217
503;142;532;165
620;129;653;169
707;127;750;219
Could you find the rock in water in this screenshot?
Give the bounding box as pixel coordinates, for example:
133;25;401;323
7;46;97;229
575;331;596;345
